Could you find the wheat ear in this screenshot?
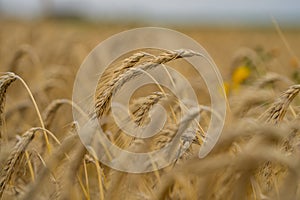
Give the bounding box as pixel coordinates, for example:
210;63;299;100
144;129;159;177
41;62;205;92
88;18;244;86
0;72;17;138
95;52;152;117
96;52;151;96
265;84;300;124
0;128;38;199
95;49;202;118
132;92;165;126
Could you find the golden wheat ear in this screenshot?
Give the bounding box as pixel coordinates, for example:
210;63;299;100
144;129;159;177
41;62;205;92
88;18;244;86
131;92;165;126
94;49;203;119
0;72;17;139
263;84;300;124
95;51;152;108
94;52;153;119
0;128;38;199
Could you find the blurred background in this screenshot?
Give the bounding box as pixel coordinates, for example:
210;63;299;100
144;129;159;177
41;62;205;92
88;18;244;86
0;0;300;27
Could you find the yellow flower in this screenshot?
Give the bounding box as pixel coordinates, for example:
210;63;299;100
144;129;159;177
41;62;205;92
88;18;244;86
232;65;251;86
224;65;251;96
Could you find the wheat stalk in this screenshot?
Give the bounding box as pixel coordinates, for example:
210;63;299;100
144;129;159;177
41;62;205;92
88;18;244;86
14;74;51;153
58;142;86;200
43;99;88;129
0;72;51;152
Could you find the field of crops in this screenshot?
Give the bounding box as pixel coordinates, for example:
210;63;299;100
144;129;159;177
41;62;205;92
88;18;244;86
0;20;300;199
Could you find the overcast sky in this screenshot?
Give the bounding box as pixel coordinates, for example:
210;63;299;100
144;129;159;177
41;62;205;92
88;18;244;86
0;0;299;26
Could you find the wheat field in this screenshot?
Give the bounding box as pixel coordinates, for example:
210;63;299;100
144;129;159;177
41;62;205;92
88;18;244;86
0;20;300;199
